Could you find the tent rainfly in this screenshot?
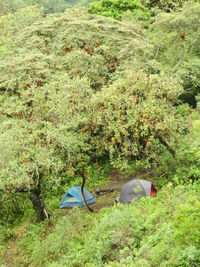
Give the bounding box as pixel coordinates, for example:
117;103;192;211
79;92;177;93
60;186;96;208
117;179;157;203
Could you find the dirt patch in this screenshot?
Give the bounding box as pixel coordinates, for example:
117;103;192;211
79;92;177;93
91;168;155;210
2;224;27;267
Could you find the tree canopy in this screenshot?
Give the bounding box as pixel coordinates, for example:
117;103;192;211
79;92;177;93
151;2;200;106
0;2;200;267
88;0;150;23
0;6;186;219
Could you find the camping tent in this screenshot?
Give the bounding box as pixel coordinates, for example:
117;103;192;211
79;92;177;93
118;179;156;203
60;186;96;208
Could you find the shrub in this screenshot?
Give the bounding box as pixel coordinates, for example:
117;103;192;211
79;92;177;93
142;0;189;12
151;2;200;106
17;183;200;266
88;0;150;23
157;116;200;185
88;72;184;169
174;196;200;248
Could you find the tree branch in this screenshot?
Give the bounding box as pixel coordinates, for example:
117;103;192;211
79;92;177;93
14;188;29;193
157;135;175;158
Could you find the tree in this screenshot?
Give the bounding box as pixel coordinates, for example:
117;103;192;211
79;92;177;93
0;0;26;15
151;2;200;106
0;0;94;16
0;75;93;219
88;0;150;23
0;7;184;220
88;72;183;169
141;0;189;13
0;7;139;219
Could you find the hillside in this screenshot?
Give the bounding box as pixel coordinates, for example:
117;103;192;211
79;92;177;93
0;1;200;266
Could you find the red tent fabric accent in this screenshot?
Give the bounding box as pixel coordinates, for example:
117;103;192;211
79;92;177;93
150;185;157;197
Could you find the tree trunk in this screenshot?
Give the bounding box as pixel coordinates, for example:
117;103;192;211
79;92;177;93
29;187;49;221
80;169;94;213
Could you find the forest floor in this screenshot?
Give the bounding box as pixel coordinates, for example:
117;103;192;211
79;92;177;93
1;168;155;267
57;168;155;214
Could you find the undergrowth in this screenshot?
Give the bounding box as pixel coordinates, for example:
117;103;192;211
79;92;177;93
5;182;200;267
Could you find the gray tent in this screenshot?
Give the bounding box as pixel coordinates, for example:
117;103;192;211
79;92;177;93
117;179;156;203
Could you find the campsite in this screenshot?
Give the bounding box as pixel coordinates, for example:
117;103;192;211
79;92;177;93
0;0;200;266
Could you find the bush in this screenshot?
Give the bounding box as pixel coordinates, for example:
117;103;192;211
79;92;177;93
174;196;200;248
157;116;200;186
14;183;200;266
88;72;184;169
151;2;200;106
88;0;150;23
142;0;189;13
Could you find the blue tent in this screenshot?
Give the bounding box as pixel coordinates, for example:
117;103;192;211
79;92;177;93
60;186;96;208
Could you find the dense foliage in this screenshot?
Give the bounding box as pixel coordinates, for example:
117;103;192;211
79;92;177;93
88;0;150;23
0;1;200;266
40;184;200;267
0;0;25;15
141;0;188;13
1;183;199;266
151;2;200;106
0;0;93;15
0;6;185;219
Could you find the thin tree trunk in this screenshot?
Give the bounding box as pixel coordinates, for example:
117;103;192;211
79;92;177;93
80;169;94;213
157;135;175;158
